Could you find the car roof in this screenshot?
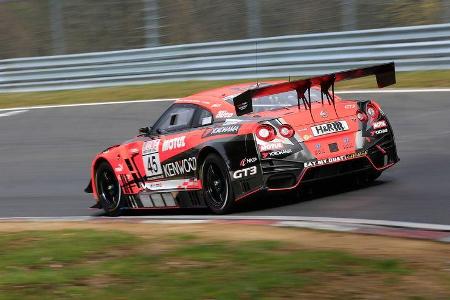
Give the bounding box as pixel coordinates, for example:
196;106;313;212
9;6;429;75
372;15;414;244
176;80;284;112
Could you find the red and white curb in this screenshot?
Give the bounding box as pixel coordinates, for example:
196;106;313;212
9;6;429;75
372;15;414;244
0;216;449;243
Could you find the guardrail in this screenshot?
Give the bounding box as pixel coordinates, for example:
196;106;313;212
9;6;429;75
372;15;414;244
1;23;450;92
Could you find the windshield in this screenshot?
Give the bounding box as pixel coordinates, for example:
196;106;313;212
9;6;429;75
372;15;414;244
251;89;323;113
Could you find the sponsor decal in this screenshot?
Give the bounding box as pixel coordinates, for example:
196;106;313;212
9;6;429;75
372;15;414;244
142;140;163;177
237;102;248;111
345;104;356;109
233;166;257;179
201;116;212;125
320;110;328;118
223;119;242;125
373;120;387;129
304;151;367;168
371;128;389;136
163;157;197;177
267;149;292;157
259;142;283;152
240;157;257;167
302;134;312;141
162;136;186;151
215;110;233;118
145;181;163;190
314;144;325;155
142;139;160;155
211;103;222;108
203;125;240;137
311;120;349;137
343;137;353;149
114;164;124;172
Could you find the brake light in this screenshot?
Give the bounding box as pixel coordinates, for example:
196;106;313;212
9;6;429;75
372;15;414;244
256;124;276;141
366;102;380;120
357;110;368;122
279;124;294;138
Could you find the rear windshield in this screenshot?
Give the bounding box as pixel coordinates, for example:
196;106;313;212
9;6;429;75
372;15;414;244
251;90;323;113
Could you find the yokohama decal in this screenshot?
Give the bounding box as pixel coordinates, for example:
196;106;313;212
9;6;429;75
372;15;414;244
203;125;240;137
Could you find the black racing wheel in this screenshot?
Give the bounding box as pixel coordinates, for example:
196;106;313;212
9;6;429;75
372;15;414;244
201;153;235;214
95;162;123;216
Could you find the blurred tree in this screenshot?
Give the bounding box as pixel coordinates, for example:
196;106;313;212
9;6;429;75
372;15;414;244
0;0;448;59
0;1;51;59
62;0;145;54
357;0;442;29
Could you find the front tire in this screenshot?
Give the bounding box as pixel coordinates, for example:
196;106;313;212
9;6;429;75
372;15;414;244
95;162;123;216
201;154;235;214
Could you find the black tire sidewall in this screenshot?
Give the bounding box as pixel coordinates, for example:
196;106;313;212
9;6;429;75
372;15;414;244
201;154;235;214
95;162;123;216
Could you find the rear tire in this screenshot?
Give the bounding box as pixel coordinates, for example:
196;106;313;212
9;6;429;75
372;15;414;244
95;162;123;217
355;170;382;186
201;154;235;214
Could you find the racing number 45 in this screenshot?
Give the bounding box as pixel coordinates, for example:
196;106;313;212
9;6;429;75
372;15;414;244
145;153;162;177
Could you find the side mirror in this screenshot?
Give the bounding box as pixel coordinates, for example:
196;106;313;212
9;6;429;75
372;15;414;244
139;127;151;135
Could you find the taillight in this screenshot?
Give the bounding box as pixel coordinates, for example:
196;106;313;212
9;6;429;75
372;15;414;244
279;124;294;138
357;110;368;122
366;102;380;120
256;124;276;141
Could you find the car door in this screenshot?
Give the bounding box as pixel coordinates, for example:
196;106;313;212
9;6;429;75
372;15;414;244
139;103;212;184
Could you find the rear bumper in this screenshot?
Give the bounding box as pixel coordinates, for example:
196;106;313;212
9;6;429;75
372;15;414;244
261;141;399;192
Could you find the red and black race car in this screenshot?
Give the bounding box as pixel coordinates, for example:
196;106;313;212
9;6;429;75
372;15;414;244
85;62;399;216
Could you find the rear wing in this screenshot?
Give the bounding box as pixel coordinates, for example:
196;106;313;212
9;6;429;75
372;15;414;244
233;62;395;116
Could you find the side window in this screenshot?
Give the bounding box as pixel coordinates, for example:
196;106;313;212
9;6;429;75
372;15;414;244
193;108;213;127
153;104;196;134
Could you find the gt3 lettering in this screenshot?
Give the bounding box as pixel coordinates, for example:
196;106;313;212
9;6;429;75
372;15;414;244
233;166;257;179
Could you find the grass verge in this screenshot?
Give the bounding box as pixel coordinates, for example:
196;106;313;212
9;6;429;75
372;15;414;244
1;70;450;109
0;223;448;299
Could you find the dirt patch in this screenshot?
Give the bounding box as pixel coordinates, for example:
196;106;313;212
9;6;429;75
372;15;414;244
0;221;448;264
0;221;449;299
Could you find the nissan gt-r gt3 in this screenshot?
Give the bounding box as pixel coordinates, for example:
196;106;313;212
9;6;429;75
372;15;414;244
85;62;399;216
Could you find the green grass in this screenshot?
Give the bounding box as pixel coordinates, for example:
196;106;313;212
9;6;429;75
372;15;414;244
0;230;413;300
1;70;450;109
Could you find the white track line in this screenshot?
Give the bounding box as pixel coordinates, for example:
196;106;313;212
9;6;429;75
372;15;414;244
0;98;177;112
0;109;29;117
1;88;450;112
0;215;449;231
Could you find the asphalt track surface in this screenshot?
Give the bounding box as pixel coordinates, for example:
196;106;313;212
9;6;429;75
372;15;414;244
0;91;449;224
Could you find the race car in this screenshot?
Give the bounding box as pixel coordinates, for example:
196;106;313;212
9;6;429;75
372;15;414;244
85;62;399;216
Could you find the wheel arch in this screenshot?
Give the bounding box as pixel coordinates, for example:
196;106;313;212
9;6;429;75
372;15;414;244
196;146;227;179
90;157;113;199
